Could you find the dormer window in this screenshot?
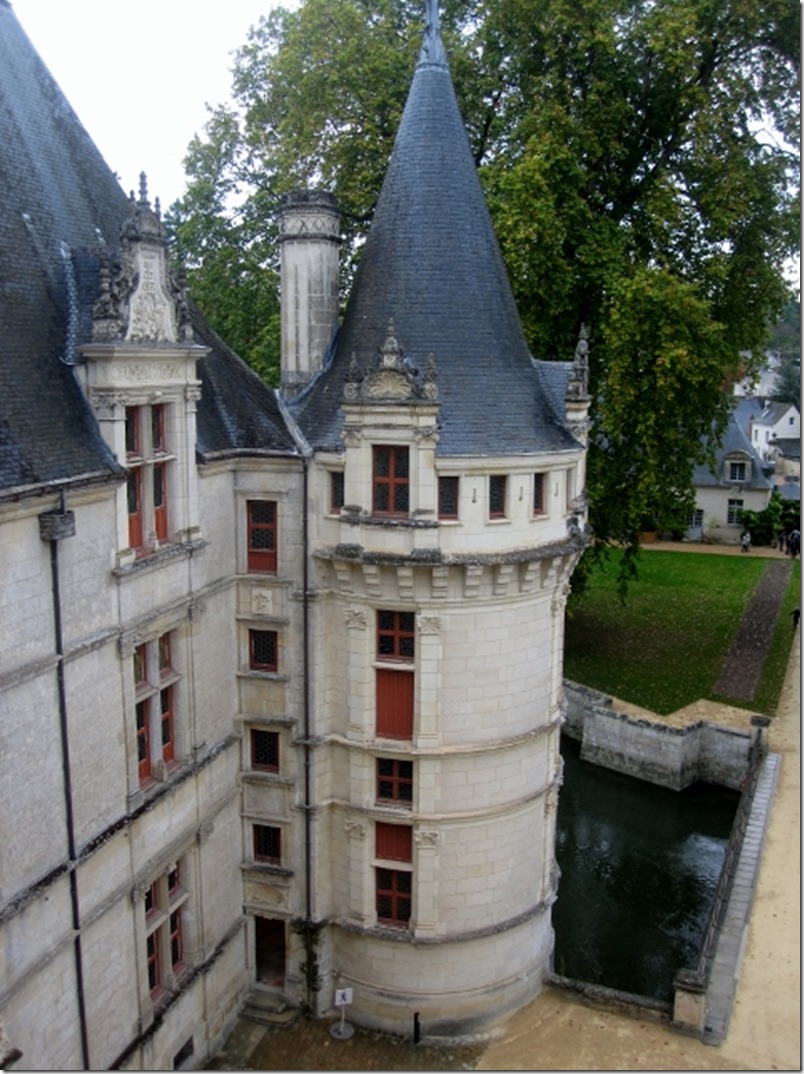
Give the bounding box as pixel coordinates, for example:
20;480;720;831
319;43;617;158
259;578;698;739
729;461;746;482
373;446;409;516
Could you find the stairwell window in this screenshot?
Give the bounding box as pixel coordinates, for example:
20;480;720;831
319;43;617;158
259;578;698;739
375;823;412;928
253;824;282;865
249;630;278;672
373;445;409;516
247;500;278;573
251;729;279;773
489;474;507;519
134;631;180;787
126;404;171;556
377;758;413;806
144;859;189;1002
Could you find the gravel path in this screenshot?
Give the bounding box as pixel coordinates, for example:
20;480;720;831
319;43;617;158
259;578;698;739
713;559;794;700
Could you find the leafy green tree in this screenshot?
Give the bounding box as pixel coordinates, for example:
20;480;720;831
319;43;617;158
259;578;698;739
171;0;799;569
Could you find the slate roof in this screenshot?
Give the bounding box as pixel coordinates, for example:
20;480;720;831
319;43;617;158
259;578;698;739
693;414;773;491
0;1;295;497
289;16;577;458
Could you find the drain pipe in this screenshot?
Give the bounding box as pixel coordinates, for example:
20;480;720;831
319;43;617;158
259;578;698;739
301;456;316;1011
39;495;90;1069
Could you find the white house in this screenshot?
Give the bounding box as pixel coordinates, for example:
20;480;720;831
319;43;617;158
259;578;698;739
688;414;773;543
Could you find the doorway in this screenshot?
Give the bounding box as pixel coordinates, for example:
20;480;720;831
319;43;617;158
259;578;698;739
255;916;286;986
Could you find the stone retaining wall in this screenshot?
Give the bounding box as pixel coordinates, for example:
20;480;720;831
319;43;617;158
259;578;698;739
563;681;752;791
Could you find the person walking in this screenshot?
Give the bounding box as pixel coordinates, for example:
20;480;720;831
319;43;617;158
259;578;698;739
741;531;752;553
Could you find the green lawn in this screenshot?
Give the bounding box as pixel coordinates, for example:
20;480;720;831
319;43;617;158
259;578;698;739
564;549;800;716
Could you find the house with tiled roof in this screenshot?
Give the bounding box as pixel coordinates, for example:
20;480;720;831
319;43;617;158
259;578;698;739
0;1;589;1067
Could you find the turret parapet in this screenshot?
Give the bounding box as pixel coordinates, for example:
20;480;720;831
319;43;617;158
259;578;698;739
92;172;193;344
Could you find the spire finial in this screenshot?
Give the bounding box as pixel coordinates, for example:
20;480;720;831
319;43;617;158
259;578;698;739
419;0;447;66
138;171;150;208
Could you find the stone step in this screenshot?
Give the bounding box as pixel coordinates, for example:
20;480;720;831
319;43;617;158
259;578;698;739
240;990;300;1028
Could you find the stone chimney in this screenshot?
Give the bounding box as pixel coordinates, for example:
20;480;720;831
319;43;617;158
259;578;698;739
278;190;340;396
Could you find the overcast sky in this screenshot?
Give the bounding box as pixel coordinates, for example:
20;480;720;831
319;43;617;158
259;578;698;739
13;0;290;207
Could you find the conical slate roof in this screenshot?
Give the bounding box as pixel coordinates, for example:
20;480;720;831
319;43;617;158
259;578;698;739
290;14;577;457
0;1;296;496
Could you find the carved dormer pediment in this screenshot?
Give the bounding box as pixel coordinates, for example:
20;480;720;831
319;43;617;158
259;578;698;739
92;173;192;345
343;320;438;404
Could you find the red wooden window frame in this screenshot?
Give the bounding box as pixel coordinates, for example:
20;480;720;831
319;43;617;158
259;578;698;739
158;634;172;678
377;611;415;661
376;611;414;740
489;474;507;518
376;868;412;927
372;445;409;516
160;686;175;765
438;475;459;520
377;758;413;805
251;729;280;772
249;630;278;672
247;500;278;573
128;469;143;550
153;462;168;542
169;909;183;972
376;822;412;861
146;932;160;995
135;641;152;784
376;670;414;739
533;472;545;515
254;824;282;865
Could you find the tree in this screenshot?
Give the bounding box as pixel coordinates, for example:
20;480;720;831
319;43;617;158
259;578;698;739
171;0;800;570
767;300;801;404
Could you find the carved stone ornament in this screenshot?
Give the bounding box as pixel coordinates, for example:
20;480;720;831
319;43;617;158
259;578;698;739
345;820;366;840
252;589;274;616
92;173;193;344
90;389;131;419
414;830;440;847
344;608;367;630
418;615;441;636
342;321;439;405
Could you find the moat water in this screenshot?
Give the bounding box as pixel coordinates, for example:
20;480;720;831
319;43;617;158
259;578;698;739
553;735;739;1002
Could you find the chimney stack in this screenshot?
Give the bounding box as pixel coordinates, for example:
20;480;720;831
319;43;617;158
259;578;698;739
279;190;340;396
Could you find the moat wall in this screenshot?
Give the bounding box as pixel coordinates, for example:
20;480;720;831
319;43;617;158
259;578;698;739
563;681;752;791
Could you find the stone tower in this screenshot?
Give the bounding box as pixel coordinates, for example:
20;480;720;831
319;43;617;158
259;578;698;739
282;1;591;1035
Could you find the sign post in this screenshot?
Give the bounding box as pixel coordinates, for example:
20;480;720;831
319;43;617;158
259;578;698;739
330;987;355;1040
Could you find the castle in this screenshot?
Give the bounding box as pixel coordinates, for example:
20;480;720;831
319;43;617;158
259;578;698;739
0;0;590;1067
